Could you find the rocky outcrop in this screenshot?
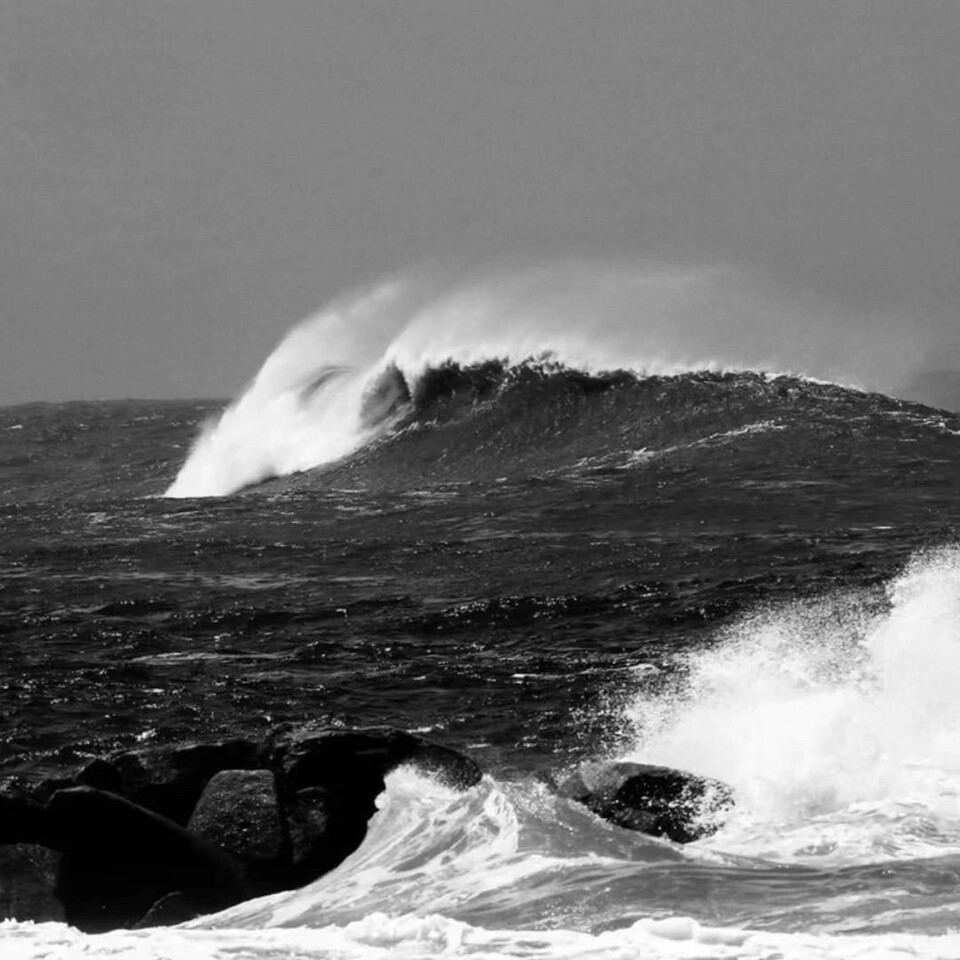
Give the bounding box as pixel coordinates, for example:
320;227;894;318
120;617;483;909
559;761;734;843
0;844;63;924
74;738;264;825
0;725;482;931
49;785;248;932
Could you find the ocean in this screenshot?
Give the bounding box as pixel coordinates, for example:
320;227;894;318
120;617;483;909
3;274;960;959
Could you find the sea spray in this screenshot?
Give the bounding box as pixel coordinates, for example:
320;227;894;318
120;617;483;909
621;546;960;863
165;280;418;498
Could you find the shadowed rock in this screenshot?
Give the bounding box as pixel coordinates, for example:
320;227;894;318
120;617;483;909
285;785;370;882
268;725;483;795
76;738;263;825
0;781;54;848
49;786;249;932
0;844;64;923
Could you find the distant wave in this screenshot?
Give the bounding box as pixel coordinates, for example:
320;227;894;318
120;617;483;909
165;264;925;498
172;358;947;499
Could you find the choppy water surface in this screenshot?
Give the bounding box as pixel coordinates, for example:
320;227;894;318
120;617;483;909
2;362;960;959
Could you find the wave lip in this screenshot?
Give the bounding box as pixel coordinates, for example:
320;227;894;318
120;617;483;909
165;363;410;498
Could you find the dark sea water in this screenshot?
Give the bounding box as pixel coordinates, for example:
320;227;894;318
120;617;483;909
3;361;960;959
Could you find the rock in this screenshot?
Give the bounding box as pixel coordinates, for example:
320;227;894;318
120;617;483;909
0;780;54;848
48;786;249;932
269;726;402;797
403;738;484;790
268;725;482;796
75;757;123;794
266;728;399;881
189;769;288;892
284;785;370;883
0;844;64;922
560;762;734;843
77;738;263;825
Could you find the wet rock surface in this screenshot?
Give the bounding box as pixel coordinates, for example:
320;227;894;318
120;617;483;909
560;761;735;843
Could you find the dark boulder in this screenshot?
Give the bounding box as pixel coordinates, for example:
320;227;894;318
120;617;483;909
76;738;263;825
267;726;483;883
269;727;392;813
268;725;483;796
0;780;54;848
188;769;288;894
402;737;484;791
284;784;373;883
560;762;734;843
48;786;249;932
0;844;64;923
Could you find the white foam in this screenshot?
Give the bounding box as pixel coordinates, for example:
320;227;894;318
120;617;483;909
5;914;960;960
622;546;960;864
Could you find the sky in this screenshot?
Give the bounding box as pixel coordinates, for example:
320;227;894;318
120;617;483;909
1;0;958;407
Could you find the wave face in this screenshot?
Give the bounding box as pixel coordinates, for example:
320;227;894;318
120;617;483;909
166;265;925;497
279;361;951;494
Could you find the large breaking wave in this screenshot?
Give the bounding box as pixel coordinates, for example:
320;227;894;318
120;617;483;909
165;264;925;497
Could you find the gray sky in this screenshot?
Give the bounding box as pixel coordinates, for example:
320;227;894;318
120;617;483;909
1;0;958;405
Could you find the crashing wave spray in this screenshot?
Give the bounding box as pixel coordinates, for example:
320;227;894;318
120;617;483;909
166;262;917;498
165;281;416;498
622;546;960;864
